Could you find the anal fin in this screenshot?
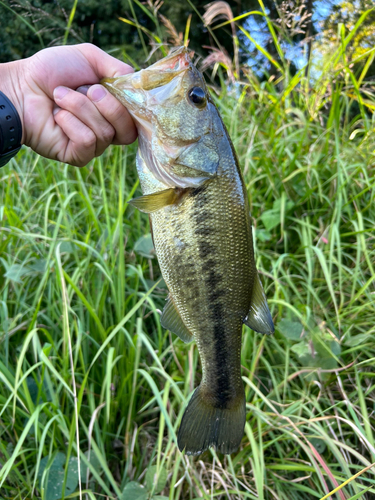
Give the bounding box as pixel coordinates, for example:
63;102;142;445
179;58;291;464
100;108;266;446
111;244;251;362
129;188;179;213
160;296;193;343
244;273;274;335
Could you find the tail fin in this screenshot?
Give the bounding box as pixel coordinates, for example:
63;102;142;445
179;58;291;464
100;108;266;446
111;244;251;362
177;385;246;455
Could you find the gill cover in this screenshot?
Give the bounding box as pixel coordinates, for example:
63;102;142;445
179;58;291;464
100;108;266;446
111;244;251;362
101;47;221;189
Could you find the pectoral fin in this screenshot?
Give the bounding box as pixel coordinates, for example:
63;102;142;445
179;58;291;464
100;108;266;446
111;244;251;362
161;296;193;343
129;188;179;213
244;273;274;335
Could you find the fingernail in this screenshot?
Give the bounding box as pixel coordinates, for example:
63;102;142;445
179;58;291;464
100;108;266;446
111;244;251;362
54;86;69;100
53;105;61;116
89;85;107;102
77;85;90;96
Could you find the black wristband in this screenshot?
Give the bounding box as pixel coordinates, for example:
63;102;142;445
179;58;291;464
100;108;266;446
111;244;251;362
0;91;22;168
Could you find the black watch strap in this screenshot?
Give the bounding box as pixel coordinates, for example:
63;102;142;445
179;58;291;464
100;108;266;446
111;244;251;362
0;91;22;168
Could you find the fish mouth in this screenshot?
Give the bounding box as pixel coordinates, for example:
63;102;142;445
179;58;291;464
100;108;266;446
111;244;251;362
100;46;192;113
101;47;212;190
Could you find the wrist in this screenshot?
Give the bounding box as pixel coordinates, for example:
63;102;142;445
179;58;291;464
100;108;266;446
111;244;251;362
0;60;25;145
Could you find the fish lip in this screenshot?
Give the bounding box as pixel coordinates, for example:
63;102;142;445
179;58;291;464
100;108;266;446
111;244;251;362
100;74;134;98
100;46;193;105
148;46;191;71
100;69;135;87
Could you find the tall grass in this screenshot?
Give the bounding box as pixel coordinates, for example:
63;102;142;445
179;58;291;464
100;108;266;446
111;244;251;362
1;1;375;499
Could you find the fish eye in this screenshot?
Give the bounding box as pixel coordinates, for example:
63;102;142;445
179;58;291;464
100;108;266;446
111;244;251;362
188;87;206;108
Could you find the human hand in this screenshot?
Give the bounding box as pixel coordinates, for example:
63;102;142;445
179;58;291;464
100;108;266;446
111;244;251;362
1;43;137;167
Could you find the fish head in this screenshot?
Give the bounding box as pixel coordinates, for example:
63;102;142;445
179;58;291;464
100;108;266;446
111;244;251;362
101;47;221;188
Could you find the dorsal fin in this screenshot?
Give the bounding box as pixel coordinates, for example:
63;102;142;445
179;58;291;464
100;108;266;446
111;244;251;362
160;296;194;343
244;273;274;335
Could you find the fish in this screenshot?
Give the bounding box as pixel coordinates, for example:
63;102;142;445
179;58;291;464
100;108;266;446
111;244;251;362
101;47;274;456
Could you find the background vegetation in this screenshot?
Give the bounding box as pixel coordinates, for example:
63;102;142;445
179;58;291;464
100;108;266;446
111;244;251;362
1;0;375;77
1;1;375;499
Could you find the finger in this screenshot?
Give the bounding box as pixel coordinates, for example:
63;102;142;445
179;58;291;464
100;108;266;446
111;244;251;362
76;85;90;96
53;109;96;167
87;84;137;145
30;44;135;94
77;83;137;144
54;86;115;157
77;43;134;79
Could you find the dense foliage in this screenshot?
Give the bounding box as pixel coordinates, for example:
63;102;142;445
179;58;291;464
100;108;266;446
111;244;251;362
0;0;256;64
1;0;375;78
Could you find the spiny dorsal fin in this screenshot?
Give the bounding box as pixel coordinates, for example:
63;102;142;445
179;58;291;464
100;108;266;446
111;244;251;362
128;188;178;213
160;296;193;343
244;273;274;335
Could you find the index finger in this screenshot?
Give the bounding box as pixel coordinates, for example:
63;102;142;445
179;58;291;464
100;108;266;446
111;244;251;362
29;44;134;96
77;43;134;79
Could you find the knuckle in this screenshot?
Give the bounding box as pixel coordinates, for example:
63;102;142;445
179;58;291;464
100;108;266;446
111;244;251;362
81;129;96;149
54;108;69;122
102;124;115;143
73;152;91;167
109;103;126;123
71;94;88;114
114;124;138;146
81;42;92;50
94;148;105;158
126;127;138;144
79;42;97;57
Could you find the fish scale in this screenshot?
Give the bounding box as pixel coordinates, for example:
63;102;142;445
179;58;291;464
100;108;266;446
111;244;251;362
140;126;253;445
102;46;274;455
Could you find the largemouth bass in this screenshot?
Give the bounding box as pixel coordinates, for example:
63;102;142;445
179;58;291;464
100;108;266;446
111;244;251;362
102;47;274;455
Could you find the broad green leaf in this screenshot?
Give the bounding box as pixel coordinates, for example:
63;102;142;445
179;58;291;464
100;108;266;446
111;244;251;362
27;377;40;405
29;259;47;273
26;376;51;405
38;453;79;500
146;465;167;494
256;229;272;242
134;234;155;259
59;242;75;253
260;198;294;232
291;341;310;357
38;452;66;475
330;340;341;356
277;319;303;340
4;264;31;284
345;333;371;347
121;481;148;500
309;438;326;454
273;198;294;212
79;449;102;482
260;210;280;231
317;357;337;370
